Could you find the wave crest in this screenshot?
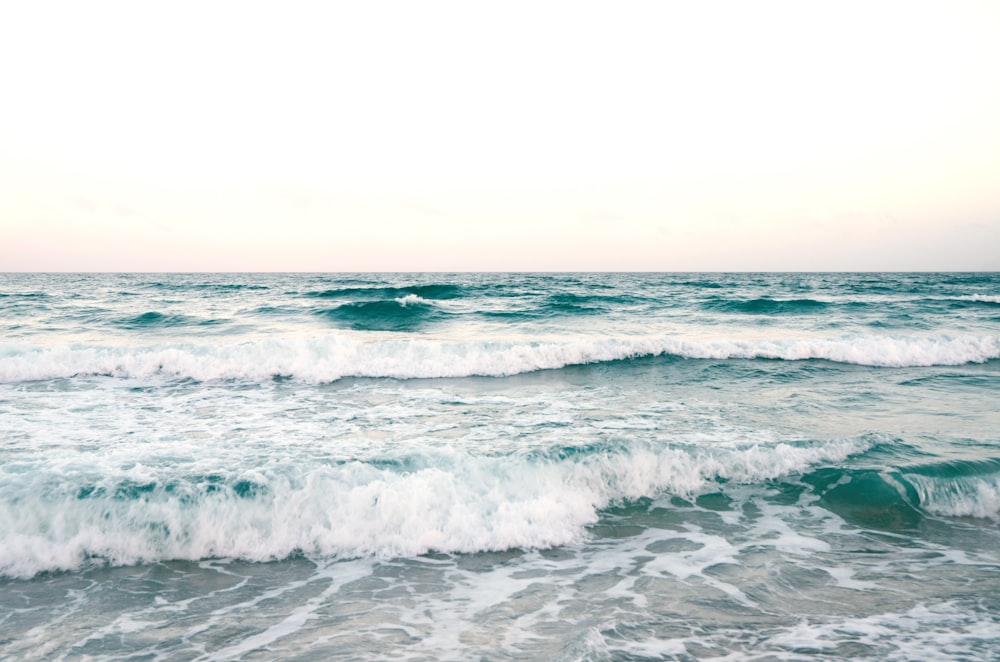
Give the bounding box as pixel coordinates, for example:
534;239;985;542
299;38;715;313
0;439;867;578
302;284;465;300
702;297;833;315
806;459;1000;530
314;298;445;331
0;334;1000;383
1;333;997;384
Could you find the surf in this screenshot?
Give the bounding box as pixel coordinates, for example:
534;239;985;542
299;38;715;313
2;333;998;384
0;437;868;578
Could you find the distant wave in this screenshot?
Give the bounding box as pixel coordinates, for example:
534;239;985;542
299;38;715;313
1;333;998;383
702;297;834;315
116;311;224;329
938;274;998;286
675;279;724;289
141;281;270;292
542;292;652;313
302;284;466;300
314;297;447;331
698;294;1000;315
950;294;1000;306
476;293;610;319
0;292;50;299
196;283;270;291
0;437;867;578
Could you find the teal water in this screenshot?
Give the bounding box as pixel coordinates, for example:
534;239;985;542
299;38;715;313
1;273;999;660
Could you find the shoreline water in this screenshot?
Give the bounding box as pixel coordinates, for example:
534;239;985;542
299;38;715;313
2;272;998;659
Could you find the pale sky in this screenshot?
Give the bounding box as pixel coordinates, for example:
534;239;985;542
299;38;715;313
2;1;999;271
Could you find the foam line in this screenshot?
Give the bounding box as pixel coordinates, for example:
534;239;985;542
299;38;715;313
0;439;867;578
1;333;998;384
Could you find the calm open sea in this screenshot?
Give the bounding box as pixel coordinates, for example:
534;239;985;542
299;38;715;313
2;272;999;660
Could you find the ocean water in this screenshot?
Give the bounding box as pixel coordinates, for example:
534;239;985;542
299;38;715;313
1;272;999;660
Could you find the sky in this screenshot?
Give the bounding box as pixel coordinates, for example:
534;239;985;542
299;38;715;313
2;1;999;271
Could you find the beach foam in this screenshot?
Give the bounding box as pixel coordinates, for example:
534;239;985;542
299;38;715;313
0;438;867;578
1;333;998;384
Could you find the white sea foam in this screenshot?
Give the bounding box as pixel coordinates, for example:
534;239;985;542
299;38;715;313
955;294;1000;303
906;472;1000;521
0;438;868;578
395;294;431;306
1;333;998;383
764;600;1000;659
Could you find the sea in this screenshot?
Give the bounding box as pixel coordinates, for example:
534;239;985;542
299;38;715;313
1;272;999;661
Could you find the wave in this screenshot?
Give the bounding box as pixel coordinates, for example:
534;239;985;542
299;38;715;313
199;283;269;291
0;292;51;299
0;438;867;578
949;294;1000;306
302;284;466;300
805;459;1000;529
540;292;655;315
141;281;270;292
902;459;1000;521
315;297;446;331
478;293;622;319
116;311;224;329
2;333;998;384
542;298;605;316
675;279;724;289
702;297;834;315
698;292;1000;314
938;274;999;286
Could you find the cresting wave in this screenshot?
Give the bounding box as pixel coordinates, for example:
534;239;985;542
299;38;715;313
314;296;445;331
1;333;999;383
903;463;1000;521
701;296;834;315
805;461;1000;530
0;439;868;578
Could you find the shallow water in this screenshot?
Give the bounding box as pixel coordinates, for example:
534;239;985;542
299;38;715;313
2;273;999;659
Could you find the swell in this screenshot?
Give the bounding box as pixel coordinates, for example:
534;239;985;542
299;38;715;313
0;292;50;299
0;437;867;578
115;311;226;329
937;274;999;286
139;281;269;292
302;284;466;300
942;295;1000;308
698;292;1000;315
674;279;724;289
802;457;1000;529
2;333;998;383
476;292;634;320
701;296;836;315
314;297;447;331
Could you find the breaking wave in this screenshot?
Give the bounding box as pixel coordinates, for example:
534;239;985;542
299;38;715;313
0;438;868;578
1;333;998;383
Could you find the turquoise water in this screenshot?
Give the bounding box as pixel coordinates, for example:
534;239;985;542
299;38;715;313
1;273;999;660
